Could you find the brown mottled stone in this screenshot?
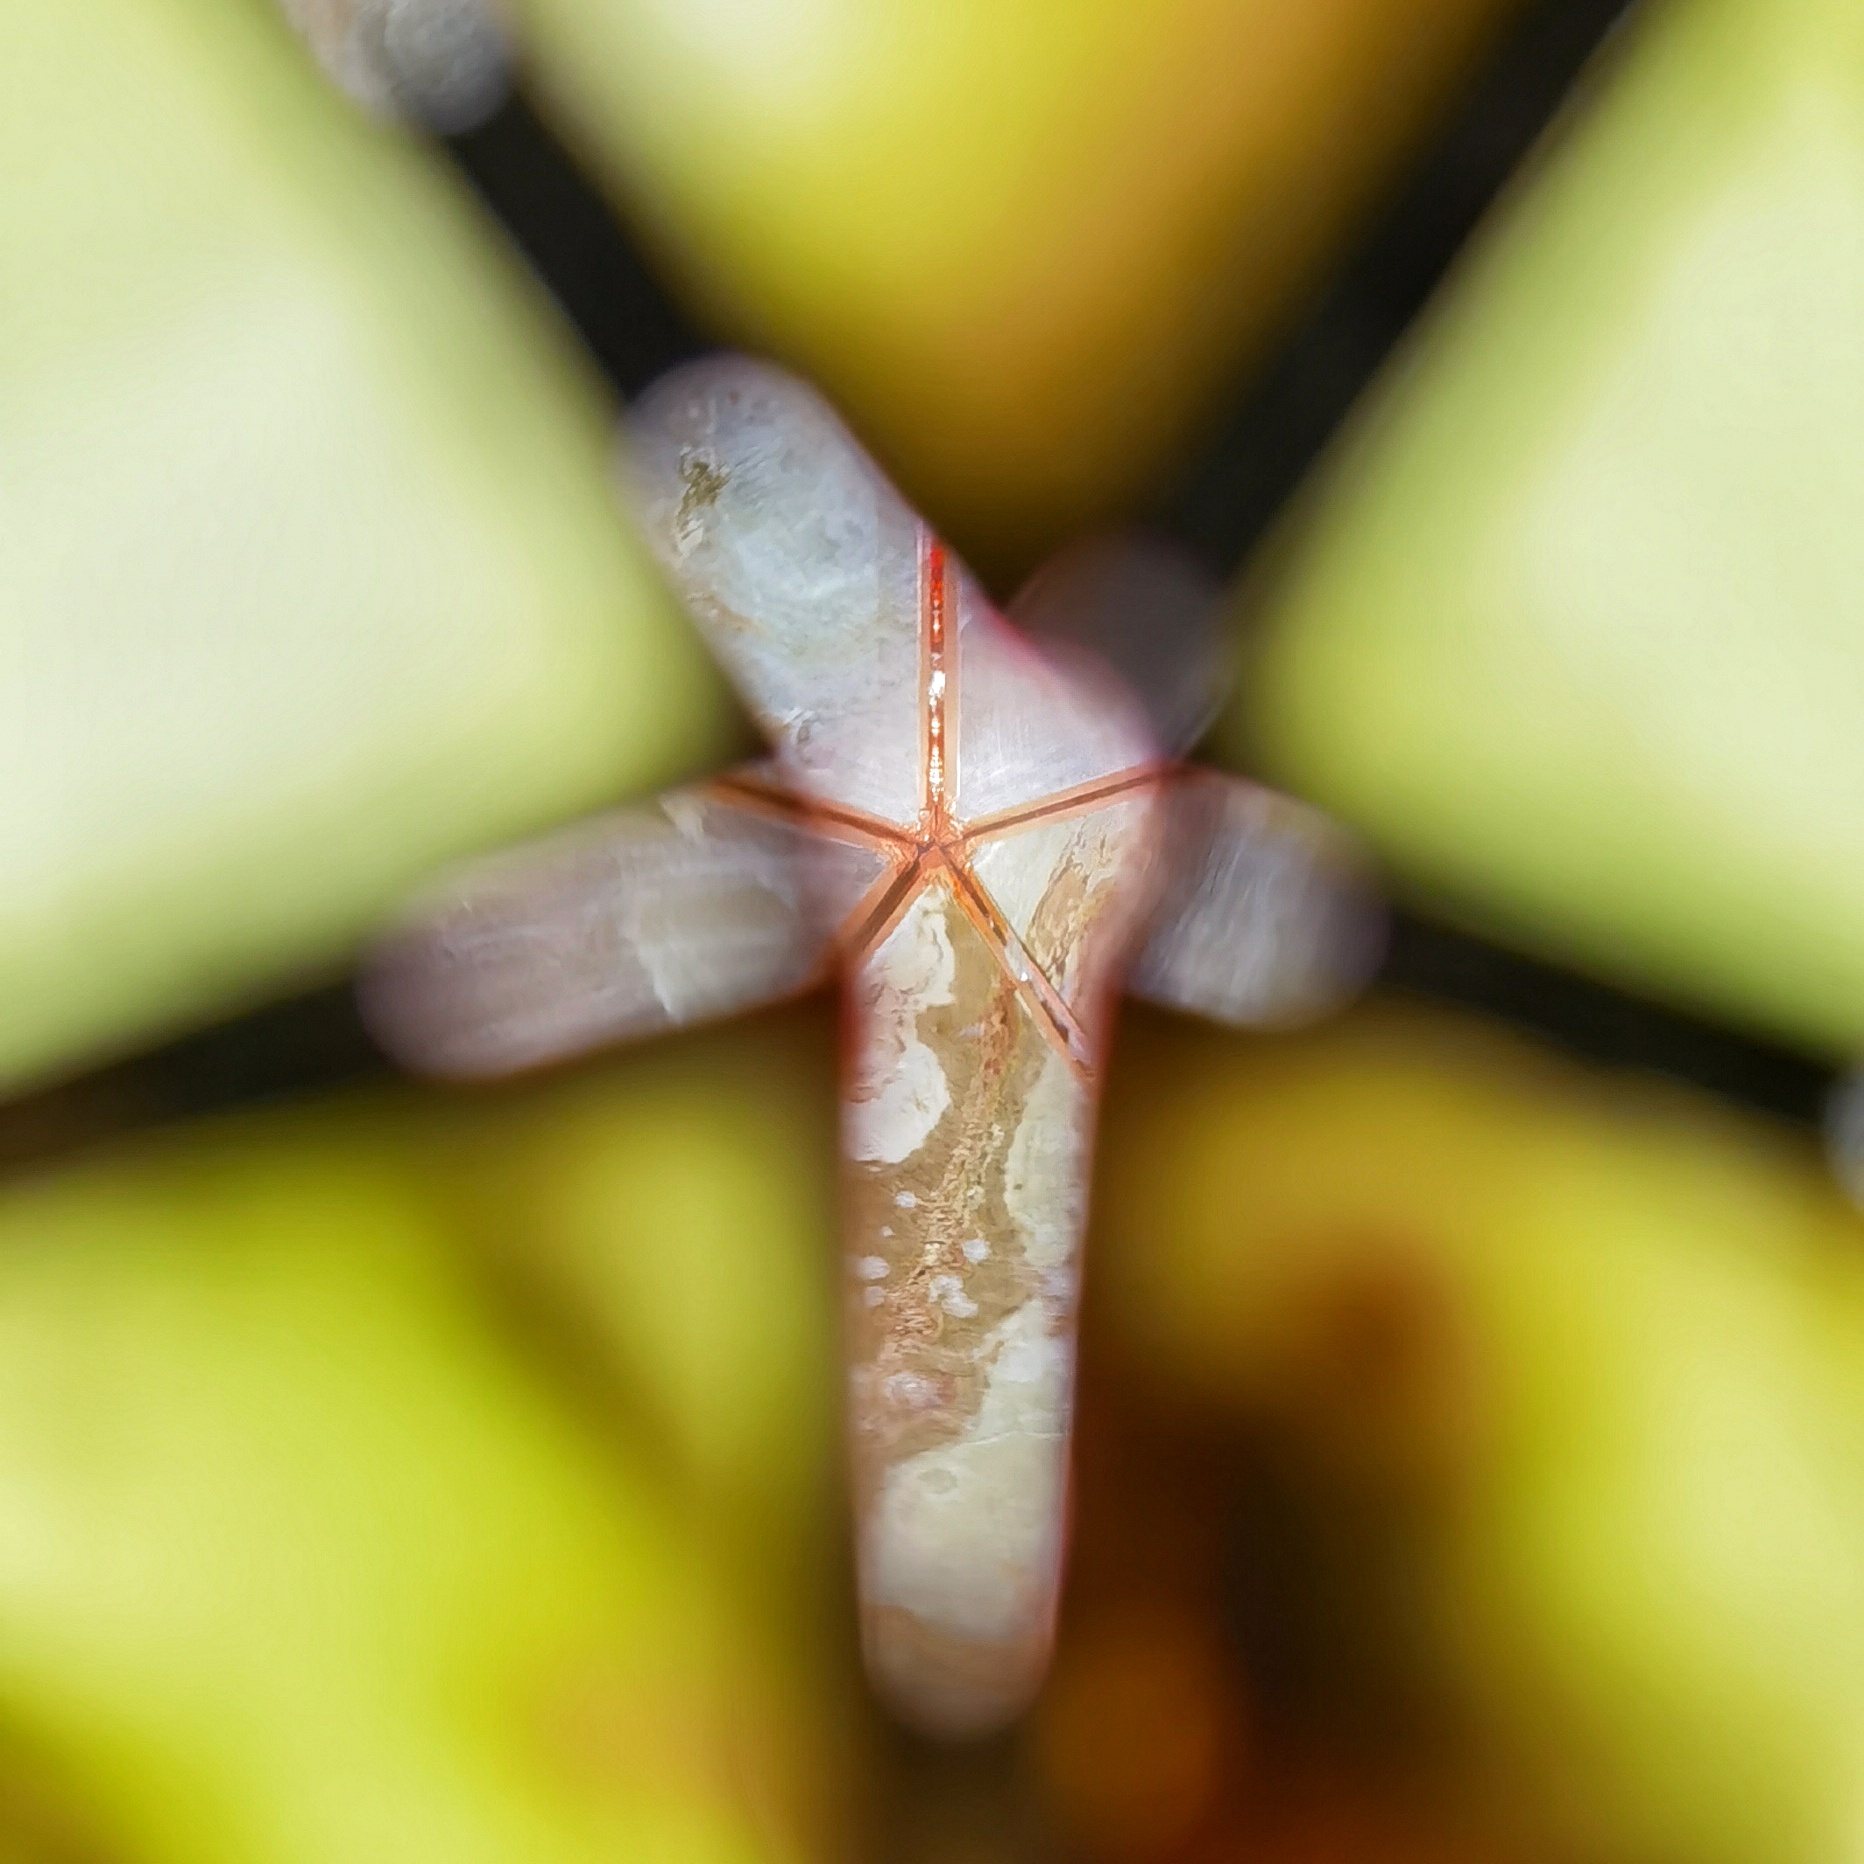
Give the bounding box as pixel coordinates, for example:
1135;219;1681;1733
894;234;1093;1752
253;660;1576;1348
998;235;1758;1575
840;787;1156;1732
843;882;1086;1730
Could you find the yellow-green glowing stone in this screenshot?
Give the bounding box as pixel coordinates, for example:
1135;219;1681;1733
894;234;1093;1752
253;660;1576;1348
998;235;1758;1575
1101;1005;1864;1864
499;0;1525;573
0;1022;844;1864
1236;0;1864;1053
0;0;733;1091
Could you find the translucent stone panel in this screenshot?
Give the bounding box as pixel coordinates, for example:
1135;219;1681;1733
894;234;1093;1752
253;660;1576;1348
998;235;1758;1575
952;572;1156;824
628;358;926;828
841;874;1100;1736
1130;770;1385;1029
963;791;1163;1014
366;777;889;1075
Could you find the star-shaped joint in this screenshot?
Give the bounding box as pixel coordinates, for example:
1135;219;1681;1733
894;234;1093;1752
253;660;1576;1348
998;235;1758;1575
362;358;1384;1739
701;530;1168;1081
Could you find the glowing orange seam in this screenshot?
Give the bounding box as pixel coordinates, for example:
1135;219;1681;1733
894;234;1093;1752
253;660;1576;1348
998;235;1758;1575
921;531;951;822
956;765;1164;843
943;854;1096;1078
706;528;1133;1071
704;772;916;854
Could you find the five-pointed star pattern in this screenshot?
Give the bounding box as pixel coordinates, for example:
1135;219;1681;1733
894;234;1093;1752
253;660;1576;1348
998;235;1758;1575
363;358;1382;1737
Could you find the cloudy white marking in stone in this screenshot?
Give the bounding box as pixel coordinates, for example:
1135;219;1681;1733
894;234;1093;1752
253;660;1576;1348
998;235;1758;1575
846;889;956;1164
927;1274;979;1320
660;791;708;839
885;1372;943;1411
895;1191;918;1209
858;1049;1088;1650
631;367;926;827
855;1256;890;1281
865;1302;1070;1645
962;1237;991;1264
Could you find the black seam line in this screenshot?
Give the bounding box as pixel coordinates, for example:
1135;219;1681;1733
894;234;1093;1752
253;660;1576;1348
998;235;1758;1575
1376;911;1835;1129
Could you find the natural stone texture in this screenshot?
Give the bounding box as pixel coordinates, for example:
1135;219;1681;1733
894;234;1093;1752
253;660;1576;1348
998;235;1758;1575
364;772;885;1076
1128;769;1383;1030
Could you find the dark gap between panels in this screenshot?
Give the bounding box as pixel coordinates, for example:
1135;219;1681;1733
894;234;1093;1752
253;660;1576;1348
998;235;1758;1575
447;92;709;397
1158;0;1641;572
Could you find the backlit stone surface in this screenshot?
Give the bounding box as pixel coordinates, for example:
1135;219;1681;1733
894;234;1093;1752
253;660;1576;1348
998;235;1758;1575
362;769;885;1075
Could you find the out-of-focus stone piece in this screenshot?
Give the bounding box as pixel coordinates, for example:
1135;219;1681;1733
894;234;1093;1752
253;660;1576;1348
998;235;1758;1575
1009;536;1232;757
1099;1002;1864;1864
363;770;888;1076
0;0;733;1091
0;1085;839;1864
276;0;512;132
1236;0;1864;1054
1130;769;1386;1029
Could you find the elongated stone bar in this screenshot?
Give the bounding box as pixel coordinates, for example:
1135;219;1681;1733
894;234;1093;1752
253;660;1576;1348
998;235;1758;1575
844;802;1156;1731
1129;768;1385;1030
361;767;890;1077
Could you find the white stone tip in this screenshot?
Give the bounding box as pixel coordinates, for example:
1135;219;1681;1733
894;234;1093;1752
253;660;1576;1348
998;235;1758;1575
861;1605;1054;1742
625;352;841;467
